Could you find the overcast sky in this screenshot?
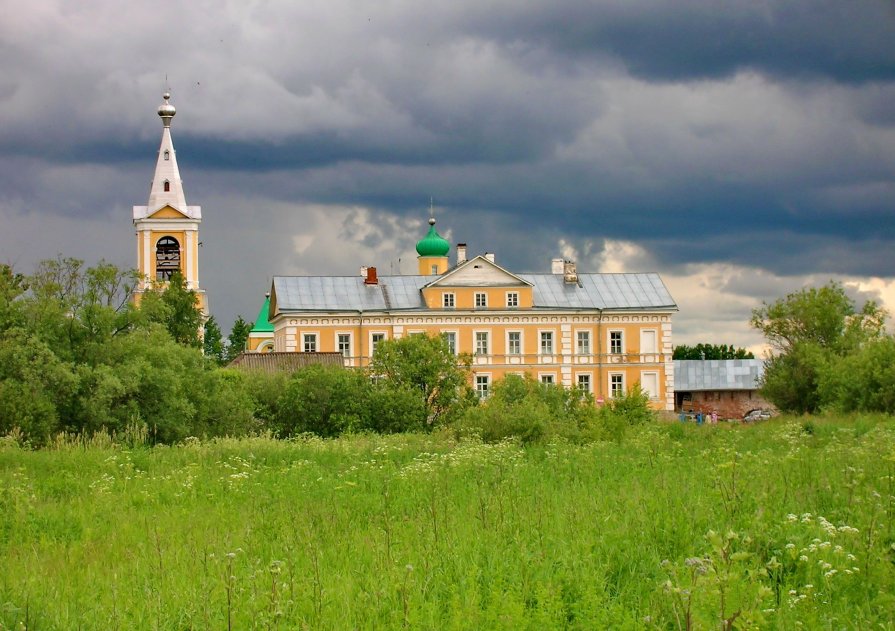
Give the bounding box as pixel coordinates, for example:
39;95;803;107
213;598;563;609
2;0;894;352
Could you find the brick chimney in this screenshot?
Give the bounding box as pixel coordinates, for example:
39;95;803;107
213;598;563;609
457;243;467;265
563;260;578;283
364;266;378;285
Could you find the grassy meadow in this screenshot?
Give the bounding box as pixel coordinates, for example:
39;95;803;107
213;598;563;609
1;416;894;629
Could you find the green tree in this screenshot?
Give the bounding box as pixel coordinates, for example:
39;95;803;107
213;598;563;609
673;343;754;360
819;337;895;414
147;271;203;348
275;365;369;437
750;282;887;413
0;264;26;332
226;315;253;362
203;315;225;364
369;333;472;426
0;328;78;444
20;257;141;363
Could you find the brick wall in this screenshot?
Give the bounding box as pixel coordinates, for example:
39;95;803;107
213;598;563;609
677;390;775;420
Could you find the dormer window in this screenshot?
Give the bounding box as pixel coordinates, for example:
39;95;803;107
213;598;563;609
164;150;170;161
155;236;181;280
163;180;170;192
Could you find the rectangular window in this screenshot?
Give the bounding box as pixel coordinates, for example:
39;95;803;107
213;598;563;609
475;331;489;355
442;332;457;355
577;331;590;355
371;333;385;356
610;331;623;354
475;375;490;399
475;292;487;308
540;374;555;385
506;292;519;308
442;293;455;308
303;333;317;353
540;331;553;355
577;374;591;393
507;331;521;355
610;374;624;397
337;333;351;358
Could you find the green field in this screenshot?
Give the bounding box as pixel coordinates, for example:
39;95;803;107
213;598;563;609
2;417;894;629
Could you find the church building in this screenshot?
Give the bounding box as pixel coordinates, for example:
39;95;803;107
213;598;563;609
131;93;677;410
132;92;207;315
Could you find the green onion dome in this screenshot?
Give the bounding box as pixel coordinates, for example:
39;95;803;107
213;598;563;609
416;218;450;257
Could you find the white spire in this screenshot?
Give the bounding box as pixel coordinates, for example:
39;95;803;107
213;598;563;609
135;91;199;218
147;91;186;211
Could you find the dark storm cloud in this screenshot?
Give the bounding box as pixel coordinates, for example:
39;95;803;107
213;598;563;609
1;0;894;345
460;0;895;83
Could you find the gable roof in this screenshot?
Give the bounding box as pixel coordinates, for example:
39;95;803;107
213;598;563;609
674;359;764;391
272;271;676;314
424;255;533;288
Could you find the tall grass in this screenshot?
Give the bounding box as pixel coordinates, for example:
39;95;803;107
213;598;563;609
1;416;894;629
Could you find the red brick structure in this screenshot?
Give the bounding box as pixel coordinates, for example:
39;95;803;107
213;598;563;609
674;359;775;420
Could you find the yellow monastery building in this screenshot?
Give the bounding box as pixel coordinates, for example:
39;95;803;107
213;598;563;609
251;218;678;410
133;93;677;410
132;92;207;315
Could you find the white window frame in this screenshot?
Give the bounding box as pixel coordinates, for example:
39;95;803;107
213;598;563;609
442;292;455;308
609;330;624;355
506;292;519;308
302;333;318;353
609;372;625;398
576;373;592;393
474;292;488;308
336;332;352;358
474;330;490;356
441;330;458;356
369;332;387;357
539;329;555;355
640;371;660;400
576;330;591;355
475;374;491;399
506;330;522;355
539;373;556;386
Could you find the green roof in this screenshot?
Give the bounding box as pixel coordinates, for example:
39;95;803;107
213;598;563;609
251;296;274;333
415;219;450;257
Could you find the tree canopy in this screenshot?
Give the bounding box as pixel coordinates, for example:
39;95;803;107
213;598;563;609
751;281;890;414
673;343;754;360
369;333;472;426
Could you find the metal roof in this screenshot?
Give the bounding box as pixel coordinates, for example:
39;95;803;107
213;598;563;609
228;352;344;373
674;359;764;392
250;296;274;333
273;272;676;313
520;273;676;310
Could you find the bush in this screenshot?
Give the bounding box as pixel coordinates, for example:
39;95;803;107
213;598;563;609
456;375;658;445
275;365;370;437
0;329;77;445
364;382;427;434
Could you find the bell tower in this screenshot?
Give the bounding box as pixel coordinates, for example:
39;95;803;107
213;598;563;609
132;91;207;314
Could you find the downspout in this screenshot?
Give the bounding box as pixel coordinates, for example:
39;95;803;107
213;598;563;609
597;309;604;400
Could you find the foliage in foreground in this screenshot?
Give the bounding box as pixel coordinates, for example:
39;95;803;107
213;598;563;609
1;416;893;629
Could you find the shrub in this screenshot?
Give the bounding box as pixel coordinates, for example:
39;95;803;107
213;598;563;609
275;365;370;437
